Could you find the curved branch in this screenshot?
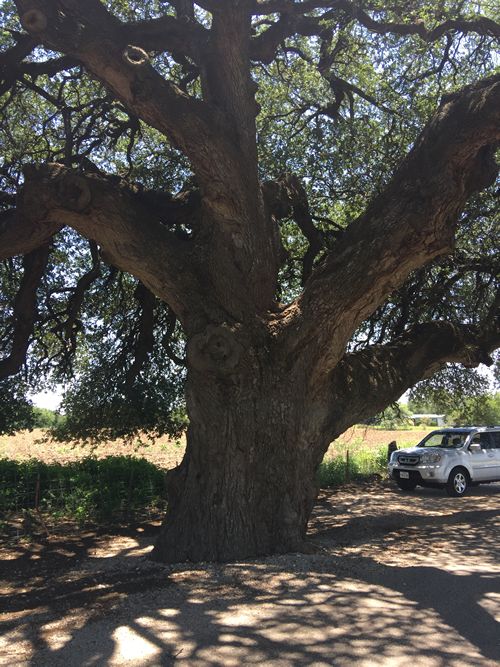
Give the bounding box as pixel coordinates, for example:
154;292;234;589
13;0;257;222
280;75;500;377
0;32;38;94
250;2;500;62
122;14;208;62
335;3;500;42
1;164;207;327
323;318;500;440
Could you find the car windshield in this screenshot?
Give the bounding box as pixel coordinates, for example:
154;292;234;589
417;431;469;449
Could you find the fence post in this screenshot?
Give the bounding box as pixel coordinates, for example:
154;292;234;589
35;472;40;511
345;449;350;483
126;464;134;519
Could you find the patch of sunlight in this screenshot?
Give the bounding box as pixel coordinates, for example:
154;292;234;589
158;608;180;618
111;625;161;663
479;592;500;622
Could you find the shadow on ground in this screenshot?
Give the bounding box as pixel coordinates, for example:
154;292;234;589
1;483;499;666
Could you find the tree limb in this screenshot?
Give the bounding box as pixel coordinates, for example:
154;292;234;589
250;2;500;62
13;0;254;222
122;14;207;62
0;209;62;260
263;174;324;284
321;318;500;441
0;244;50;380
280;75;500;377
0;164;209;327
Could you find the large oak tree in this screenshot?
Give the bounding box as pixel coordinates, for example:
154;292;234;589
0;0;499;562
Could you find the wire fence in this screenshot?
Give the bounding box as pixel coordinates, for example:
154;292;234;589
0;456;167;529
1;446;393;538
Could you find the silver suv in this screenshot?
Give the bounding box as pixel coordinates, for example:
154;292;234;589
388;427;500;496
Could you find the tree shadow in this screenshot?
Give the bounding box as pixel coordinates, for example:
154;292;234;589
1;489;499;666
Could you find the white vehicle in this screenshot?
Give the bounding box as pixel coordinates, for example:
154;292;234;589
388;427;500;496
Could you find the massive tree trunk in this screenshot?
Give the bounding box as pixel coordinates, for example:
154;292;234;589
152;362;323;562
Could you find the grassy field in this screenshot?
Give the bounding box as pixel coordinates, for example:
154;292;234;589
0;426;433;522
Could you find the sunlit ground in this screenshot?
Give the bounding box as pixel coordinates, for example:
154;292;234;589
1;482;499;666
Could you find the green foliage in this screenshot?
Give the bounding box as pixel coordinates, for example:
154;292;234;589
32;407;63;429
408;365;493;416
0;456;166;522
317;446;388;487
371;403;413;430
0;378;34;435
447;393;500;426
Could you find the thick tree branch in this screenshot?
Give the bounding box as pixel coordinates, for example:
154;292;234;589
322;318;500;441
0;209;62;260
251;14;322;63
0;243;50;380
122;14;207;62
0;31;37;94
1;38;79;96
280;75;500;377
0;164;209;327
0;32;36;70
263;174;323;284
200;3;259;168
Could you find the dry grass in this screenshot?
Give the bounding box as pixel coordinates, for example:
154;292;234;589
0;429;186;470
325;425;432;458
0;426;432;470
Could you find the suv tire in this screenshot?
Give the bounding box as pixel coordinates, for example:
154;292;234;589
446;467;469;497
396;479;417;491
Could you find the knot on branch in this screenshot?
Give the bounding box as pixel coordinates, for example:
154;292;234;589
57;173;91;211
122;45;149;67
187;325;243;375
261;181;292;219
462;346;494;368
465;144;499;194
262;174;310;219
20;9;48;33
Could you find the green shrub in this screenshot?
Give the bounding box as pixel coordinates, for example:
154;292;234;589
0;456;166;522
317;446;387;488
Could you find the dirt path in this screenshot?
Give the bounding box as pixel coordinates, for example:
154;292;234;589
1;481;499;666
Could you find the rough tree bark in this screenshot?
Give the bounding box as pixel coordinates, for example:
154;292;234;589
1;1;499;561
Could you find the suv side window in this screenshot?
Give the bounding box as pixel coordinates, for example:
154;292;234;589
472;433;493;449
480;433;494;449
490;432;500;449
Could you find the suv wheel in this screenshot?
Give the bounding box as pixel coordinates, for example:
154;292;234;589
396;479;417;491
446;467;469;497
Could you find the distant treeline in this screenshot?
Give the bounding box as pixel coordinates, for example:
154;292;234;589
32;407;65;429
